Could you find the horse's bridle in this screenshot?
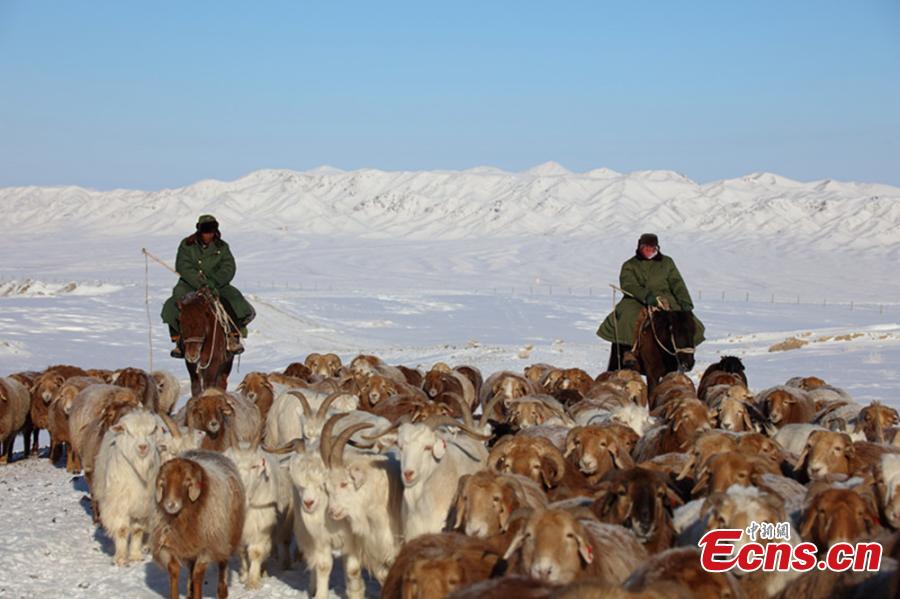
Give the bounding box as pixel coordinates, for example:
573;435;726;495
648;307;695;359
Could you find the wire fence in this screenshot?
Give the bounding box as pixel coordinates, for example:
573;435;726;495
0;275;895;316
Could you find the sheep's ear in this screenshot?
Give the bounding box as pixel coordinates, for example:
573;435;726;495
111;423;125;434
349;465;366;489
260;457;269;477
741;409;753;431
221;401;235;416
691;468;710;496
574;530;594;565
609;443;634;470
676;454;696;481
799;506;816;539
539;458;561;488
502;526;528;560
450;475;469;530
155;482;164;503
432;439;446;460
188;479;202;502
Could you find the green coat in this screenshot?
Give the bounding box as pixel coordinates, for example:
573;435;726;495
160;235;255;336
597;253;705;346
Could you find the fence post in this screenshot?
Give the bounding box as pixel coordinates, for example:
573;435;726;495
589;287;593;297
745;292;749;303
796;295;800;304
771;293;774;304
721;291;725;302
850;301;854;311
549;286;553;296
568;287;572;296
698;290;702;301
880;304;884;314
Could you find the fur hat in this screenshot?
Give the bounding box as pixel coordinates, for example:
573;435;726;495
196;214;219;234
638;233;659;248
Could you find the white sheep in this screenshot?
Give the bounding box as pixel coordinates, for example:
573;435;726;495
93;410;162;565
263;390;359;448
224;442;295;589
879;453;900;529
575;402;658;437
151;370;182;415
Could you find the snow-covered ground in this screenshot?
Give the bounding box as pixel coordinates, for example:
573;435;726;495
1;165;899;597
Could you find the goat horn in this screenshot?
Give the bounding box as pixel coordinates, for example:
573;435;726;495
445;392;474;427
159;413;182;440
360;415;409;441
316;390;350;420
287;390;313;418
480;393;507;428
320;413;349;467
263;438;306;455
423;414;492;441
330;422;375;469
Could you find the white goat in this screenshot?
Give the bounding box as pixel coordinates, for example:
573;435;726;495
224;442;295;589
321;414;404;584
93;410;162;565
264;390;359;448
387;416;490;540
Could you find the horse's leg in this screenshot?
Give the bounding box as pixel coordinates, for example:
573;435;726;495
186;362;200;397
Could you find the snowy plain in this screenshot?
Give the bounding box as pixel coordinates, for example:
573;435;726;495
1;165;899;597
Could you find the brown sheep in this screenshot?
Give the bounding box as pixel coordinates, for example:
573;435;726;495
675;430;738;482
114;367;160;412
592;467;682;554
479;371;538;421
151;450;245;599
443;576;558;599
856;402;900;444
0;376;31;464
540;367;594;397
305;352;343;377
30;364;88;455
185;390;261;452
47;376;102;470
503;506;647;585
282;361;313;380
697;355;748;400
235;371;277;422
757;386;816;427
690;451;781;497
422;368;476;411
488;435;592;500
524;363;555;385
648;372;695;411
448;470;547;538
623;547;742;599
358;374;410;410
453;365;483;402
381;532;503;599
564;425;635;484
800;487;881;549
795;431;899;480
635;398;714;461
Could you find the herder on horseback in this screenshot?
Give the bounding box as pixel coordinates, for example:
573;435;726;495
160;214;255;358
596;233;705;371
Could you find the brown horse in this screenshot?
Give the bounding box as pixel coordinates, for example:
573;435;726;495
178;288;234;396
634;309;697;394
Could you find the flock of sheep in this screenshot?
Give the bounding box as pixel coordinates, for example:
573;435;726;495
1;352;900;598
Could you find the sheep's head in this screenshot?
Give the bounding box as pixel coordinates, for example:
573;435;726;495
99;388;141;429
503;508;595;584
800;488;879;549
736;433;784;467
397;422;446;487
796;430;854;480
186;389;235;439
676;431;738;481
237;372;273;407
114;367;151;402
564;426;632;478
489;436;566;490
226;445;271;501
156;457;205;515
876;454;900;529
664;398;713;448
286;447;330;514
592;467;681;543
702;488;786;555
714;396;753;432
363;375;400;407
507;399;556;429
320;415;376;520
110;410;159;463
691;452;753;496
33;372;66;404
450;471;528;537
401;556;467;599
423;370;450;399
764;389;801;425
856;402;899;444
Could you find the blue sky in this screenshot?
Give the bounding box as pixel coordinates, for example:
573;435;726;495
1;1;898;189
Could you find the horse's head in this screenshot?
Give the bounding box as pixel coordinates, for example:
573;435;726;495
659;310;696;372
178;291;213;364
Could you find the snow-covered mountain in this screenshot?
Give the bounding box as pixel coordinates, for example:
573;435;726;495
2;164;898;252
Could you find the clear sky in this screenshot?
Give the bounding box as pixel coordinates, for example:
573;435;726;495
1;0;898;189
